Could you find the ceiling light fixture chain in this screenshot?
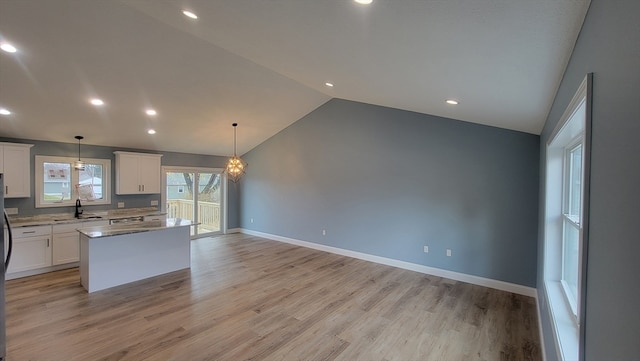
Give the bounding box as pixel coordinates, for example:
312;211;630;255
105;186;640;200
225;123;247;183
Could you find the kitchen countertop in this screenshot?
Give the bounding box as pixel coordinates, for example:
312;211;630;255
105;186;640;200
78;218;194;238
8;207;165;227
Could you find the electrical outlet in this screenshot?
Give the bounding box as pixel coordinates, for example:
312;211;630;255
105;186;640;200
250;218;254;223
423;245;429;253
117;202;125;208
150;200;158;206
446;249;452;257
5;207;18;215
322;229;326;236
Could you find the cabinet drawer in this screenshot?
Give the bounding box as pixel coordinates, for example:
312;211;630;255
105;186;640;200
53;222;83;234
13;225;51;238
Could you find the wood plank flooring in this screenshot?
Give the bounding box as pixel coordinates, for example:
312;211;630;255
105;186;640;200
4;233;541;360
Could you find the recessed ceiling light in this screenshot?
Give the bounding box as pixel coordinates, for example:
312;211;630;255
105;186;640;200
0;43;17;53
0;108;11;115
145;109;157;116
182;10;198;19
147;129;156;135
325;82;334;87
90;98;104;106
446;99;459;105
354;0;373;5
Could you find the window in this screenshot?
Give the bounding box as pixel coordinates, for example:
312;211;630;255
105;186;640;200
543;74;591;361
162;166;226;238
35;155;111;208
561;140;582;314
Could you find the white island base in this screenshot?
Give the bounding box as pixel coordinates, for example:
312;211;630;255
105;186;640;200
79;221;191;293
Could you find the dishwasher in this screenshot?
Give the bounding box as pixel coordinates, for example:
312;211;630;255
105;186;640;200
109;216;145;225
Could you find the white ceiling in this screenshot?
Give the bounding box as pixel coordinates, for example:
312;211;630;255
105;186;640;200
0;0;590;156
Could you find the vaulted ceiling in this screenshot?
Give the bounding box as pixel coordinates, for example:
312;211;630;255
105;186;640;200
0;0;590;156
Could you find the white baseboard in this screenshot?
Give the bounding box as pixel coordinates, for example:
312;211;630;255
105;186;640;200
226;227;242;234
5;262;78;280
239;228;537;298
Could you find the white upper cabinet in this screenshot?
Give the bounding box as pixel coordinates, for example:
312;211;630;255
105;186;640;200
114;151;162;194
0;142;33;198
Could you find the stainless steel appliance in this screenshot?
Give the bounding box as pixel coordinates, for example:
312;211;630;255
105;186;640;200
1;173;12;361
109;216;144;225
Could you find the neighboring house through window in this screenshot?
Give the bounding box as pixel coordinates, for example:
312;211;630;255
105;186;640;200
35;155;111;208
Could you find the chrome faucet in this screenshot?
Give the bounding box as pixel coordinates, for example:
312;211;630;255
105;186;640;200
75;199;83;218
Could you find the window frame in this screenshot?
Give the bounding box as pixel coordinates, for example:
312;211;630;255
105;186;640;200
161;166;227;239
543;73;592;361
560;137;583;317
35;155;112;208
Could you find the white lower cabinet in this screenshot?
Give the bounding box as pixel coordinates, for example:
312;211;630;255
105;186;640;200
52;223;81;265
7;225;52;273
52;220;109;266
7;220;112;278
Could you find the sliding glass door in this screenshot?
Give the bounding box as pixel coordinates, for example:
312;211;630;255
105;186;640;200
163;167;225;238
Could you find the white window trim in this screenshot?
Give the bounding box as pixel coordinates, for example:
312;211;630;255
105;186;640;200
543;73;592;361
35;155;112;208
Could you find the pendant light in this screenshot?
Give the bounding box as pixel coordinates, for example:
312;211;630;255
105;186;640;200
73;135;86;171
225;123;247;183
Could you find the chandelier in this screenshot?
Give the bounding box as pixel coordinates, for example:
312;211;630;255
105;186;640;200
225;123;247;183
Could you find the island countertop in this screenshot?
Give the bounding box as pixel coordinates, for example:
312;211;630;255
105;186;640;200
78;218;194;238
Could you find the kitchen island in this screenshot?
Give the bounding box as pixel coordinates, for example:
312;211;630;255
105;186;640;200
78;218;193;293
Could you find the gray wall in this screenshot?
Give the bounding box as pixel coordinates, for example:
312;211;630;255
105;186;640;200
240;98;540;287
536;0;640;359
1;137;240;228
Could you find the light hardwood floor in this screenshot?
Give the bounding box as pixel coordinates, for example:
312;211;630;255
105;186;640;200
5;233;541;360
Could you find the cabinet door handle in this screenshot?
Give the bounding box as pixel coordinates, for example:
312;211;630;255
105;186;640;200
5;185;8;194
23;231;36;234
142;184;145;192
47;239;50;247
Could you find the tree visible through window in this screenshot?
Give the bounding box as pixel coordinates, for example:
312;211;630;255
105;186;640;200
165;169;223;237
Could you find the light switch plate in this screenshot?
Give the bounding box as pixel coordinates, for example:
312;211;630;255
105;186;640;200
151;200;159;206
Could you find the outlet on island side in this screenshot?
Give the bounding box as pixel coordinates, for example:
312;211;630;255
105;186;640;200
322;229;326;236
446;249;452;257
250;218;254;223
423;245;429;253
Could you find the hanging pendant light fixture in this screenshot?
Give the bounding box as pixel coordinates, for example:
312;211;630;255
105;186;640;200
225;123;247;183
73;135;86;171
